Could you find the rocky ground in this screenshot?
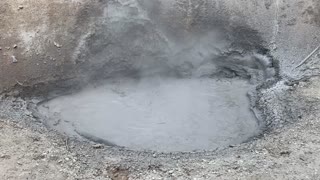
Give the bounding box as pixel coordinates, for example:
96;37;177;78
0;76;319;180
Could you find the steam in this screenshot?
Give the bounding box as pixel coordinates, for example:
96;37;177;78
77;0;276;83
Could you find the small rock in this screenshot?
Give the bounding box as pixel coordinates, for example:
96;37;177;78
33;154;46;160
11;56;18;63
152;153;157;158
0;47;2;50
13;44;17;49
18;6;24;10
92;144;104;149
54;42;62;48
280;151;291;156
0;154;11;159
25;111;32;116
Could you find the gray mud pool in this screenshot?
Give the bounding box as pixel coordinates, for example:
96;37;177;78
38;77;260;152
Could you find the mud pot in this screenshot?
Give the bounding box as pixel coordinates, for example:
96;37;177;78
20;0;279;153
1;0;320;179
38;77;259;152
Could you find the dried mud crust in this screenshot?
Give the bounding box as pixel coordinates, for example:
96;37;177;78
0;76;319;179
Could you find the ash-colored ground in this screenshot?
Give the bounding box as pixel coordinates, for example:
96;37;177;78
1;0;320;179
0;77;319;180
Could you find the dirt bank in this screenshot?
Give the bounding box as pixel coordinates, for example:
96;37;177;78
0;0;320;93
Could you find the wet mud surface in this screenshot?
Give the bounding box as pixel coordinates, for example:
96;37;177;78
38;77;259;152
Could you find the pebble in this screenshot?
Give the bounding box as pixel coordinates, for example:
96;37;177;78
280;151;291;156
25;111;32;116
92;144;104;149
54;42;62;48
0;154;11;159
33;154;46;160
152;153;157;158
13;44;17;49
12;56;18;63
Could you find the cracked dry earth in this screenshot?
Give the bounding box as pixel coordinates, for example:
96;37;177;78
0;76;319;180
